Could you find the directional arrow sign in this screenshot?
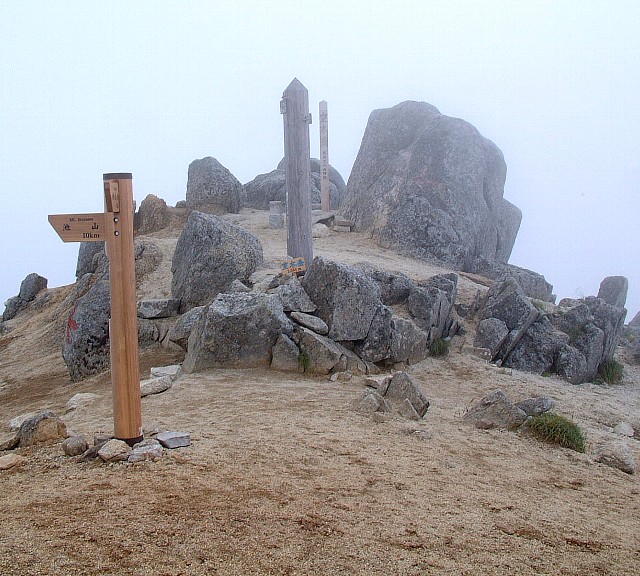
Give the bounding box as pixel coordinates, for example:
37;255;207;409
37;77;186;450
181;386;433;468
48;213;106;242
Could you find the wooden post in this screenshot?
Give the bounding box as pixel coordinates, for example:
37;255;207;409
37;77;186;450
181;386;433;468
104;173;143;446
281;78;313;265
319;100;330;212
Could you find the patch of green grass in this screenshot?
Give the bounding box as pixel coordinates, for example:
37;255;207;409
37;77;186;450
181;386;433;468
429;337;449;357
531;299;546;312
596;359;624;385
298;350;311;372
528;413;586;453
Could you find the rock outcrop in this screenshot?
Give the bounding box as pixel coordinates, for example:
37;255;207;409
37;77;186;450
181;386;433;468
244;158;347;210
136;194;170;234
171;211;263;311
597;276;628;309
2;273;48;321
186;157;244;215
339;101;521;270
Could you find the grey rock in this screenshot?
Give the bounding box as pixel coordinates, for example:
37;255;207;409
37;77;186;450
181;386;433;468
137;299;181;319
150;365;182;381
63;435;89;456
136;194;169;234
613;422;635;437
186;157;244;214
504;319;568;376
407;274;458;342
171;211;263;311
629;312;640;328
227;279;251;293
290;311;329;335
76;242;105;279
339;101;521;269
354;262;414;305
62;278;111;381
352;389;392;415
168;306;205;350
396;398;422;421
134;237;163;281
515;396;555;417
463;389;527;430
312;223;331;238
301;256;382;341
270;334;303;373
594;442;636;475
19;273;48;302
389;317;430;364
98;439;132;462
140;375;173;397
129;439;164;462
275;277;317;313
355;305;393;363
480;278;540;362
295;327;345;375
475;318;509;358
8;411;39;431
183;292;292;372
473;257;554;302
597;276;628;309
18;410;68;447
381;372;430;418
65;393;100;412
156;431;191;449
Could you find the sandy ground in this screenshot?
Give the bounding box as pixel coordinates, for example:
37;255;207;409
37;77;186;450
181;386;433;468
1;209;639;575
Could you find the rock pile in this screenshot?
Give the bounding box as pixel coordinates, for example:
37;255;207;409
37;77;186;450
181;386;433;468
2;272;48;321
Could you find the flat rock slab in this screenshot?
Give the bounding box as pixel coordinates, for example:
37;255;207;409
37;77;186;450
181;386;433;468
290;311;329;335
98;439;132;462
150;364;183;381
156;431;191;449
129;439;164;463
140;376;173;397
138;299;181;319
65;393;101;412
594;442;636;475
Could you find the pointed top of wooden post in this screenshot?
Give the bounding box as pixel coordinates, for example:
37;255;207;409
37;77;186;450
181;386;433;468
284;78;307;94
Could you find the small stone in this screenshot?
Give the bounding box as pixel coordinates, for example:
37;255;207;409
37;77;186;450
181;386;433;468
140;375;173;397
94;433;114;446
594;442;636;475
18;411;67;447
62;435;89;456
156;431;191;449
129;439;163;463
397;398;421;421
516;396;555;417
150;364;183;381
613;422;635;437
65;393;100;412
0;431;19;451
0;453;27;470
98;439;132;462
290;312;329;335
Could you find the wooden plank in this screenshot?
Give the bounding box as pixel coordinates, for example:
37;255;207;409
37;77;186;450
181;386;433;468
103;173;143;445
319;100;330;212
280;257;307;275
281;78;314;265
48;213;106;242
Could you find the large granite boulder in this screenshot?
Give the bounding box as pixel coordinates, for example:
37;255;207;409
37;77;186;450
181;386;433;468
473;256;554;302
2;273;48;321
407;274;458;343
76;242;106;279
244;158;347;210
339;101;521;270
136;194;169;234
597;276;628;309
183;292;293;372
62;279;111;381
186;157;244;214
171;211;263;311
301;257;382;341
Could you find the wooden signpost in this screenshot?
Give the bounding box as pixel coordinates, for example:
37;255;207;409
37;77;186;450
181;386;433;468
319;100;330;212
49;173;143;446
281;78;313;267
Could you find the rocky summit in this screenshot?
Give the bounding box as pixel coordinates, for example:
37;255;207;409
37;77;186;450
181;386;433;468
339;101;521;271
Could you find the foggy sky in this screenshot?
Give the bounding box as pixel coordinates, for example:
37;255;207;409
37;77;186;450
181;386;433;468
1;1;638;319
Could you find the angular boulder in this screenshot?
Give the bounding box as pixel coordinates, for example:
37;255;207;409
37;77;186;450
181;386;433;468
186;157;244;214
339;101;521;270
377;372;430;420
62;279;111;381
136;194;169;234
597;276;628;309
301;257;382;341
295;327;346;375
168;306;205;350
18;411;67;447
407;274;458;343
183;292;292;372
463;389;527;430
274;277;316;313
2;273;48;321
270;334;303;373
171;211;263;311
354;263;414;305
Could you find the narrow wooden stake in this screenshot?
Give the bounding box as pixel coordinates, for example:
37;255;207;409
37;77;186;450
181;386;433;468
104;173;143;446
319;100;330;212
281;78;313;265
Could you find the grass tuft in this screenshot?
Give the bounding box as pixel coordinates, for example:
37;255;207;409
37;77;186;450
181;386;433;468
429;337;449;357
596;359;624;385
298;350;311;372
528;413;586;453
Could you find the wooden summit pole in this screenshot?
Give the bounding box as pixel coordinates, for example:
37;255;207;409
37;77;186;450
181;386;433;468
281;78;313;265
104;173;143;445
319;100;330;212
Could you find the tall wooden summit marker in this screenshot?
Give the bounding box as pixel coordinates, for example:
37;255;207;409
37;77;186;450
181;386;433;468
319;100;330;212
281;78;313;265
49;173;143;446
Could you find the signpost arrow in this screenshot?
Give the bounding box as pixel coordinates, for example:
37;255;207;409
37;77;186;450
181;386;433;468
48;173;143;446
